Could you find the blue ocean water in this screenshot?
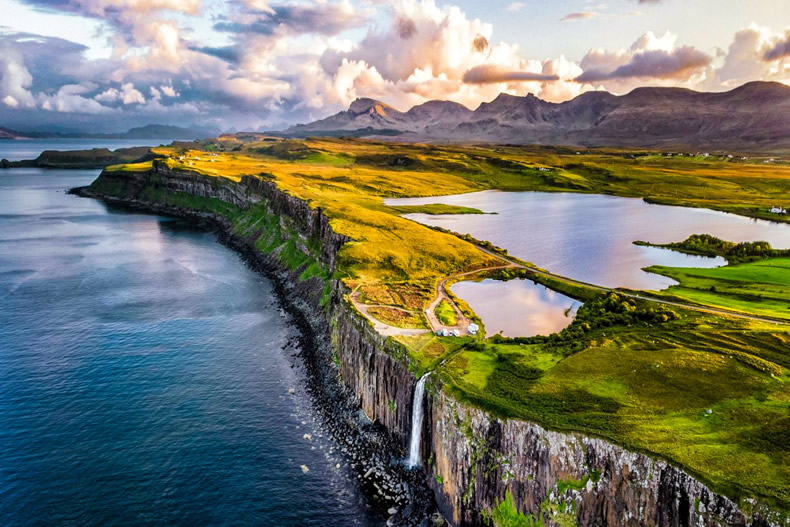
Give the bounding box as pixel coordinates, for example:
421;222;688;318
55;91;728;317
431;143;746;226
0;151;376;525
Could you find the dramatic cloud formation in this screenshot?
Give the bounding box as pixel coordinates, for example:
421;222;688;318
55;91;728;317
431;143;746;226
577;31;712;90
213;1;364;37
765;34;790;61
0;0;789;132
577;46;711;82
312;0;587;114
707;25;790;90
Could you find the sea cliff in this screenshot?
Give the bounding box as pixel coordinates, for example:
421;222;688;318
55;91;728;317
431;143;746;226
74;160;787;527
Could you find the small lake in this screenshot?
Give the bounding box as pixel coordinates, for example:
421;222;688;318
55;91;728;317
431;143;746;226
386;190;790;291
452;279;580;337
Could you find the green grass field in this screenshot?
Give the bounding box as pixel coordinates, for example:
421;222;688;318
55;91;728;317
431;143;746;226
435;299;458;326
389;203;486;215
649;258;790;320
441;312;790;508
96;137;790;510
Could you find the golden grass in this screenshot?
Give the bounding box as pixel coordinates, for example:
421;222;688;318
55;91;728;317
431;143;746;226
147;143;501;303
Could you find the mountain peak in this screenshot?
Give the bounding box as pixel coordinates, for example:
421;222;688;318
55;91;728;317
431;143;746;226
475;92;525;113
348;98;398;116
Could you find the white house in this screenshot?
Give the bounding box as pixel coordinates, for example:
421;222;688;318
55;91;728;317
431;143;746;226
770;206;787;214
467;323;480;336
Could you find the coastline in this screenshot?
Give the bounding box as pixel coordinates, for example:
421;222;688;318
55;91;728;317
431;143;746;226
69;185;439;525
68;161;790;526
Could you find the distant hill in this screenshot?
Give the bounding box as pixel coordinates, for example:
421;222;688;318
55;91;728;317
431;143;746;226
283;81;790;153
114;124;215;140
0;124;216;141
1;146;156;169
0;127;27;139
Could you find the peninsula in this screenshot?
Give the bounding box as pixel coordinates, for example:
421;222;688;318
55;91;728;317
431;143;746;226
71;135;790;526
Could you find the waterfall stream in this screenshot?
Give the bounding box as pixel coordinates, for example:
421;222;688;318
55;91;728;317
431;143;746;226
406;375;428;468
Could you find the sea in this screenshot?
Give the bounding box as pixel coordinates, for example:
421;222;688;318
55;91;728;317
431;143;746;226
0;139;379;525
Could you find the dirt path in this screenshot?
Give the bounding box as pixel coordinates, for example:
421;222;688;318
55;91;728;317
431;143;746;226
351;242;788;338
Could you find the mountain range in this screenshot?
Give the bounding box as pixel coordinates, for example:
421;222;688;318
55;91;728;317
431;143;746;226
283;81;790;153
0;124;217;141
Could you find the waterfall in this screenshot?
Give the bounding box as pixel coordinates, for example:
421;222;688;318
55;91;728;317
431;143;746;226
406;374;428;468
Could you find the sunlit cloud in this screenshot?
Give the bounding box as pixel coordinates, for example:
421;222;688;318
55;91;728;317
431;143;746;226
0;0;789;132
463;65;559;84
561;11;599;21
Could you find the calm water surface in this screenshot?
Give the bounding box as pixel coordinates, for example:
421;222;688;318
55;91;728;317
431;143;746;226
0;161;376;525
386;190;790;290
0;138;176;162
451;279;579;337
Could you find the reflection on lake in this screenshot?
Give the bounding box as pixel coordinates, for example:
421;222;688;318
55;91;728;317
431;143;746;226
386;191;790;290
451;279;580;337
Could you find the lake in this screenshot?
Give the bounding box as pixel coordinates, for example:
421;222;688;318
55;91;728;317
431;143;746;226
0;156;378;524
386;190;790;291
451;279;580;337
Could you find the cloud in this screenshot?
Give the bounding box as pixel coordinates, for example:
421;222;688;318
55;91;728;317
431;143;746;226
463;65;559;84
0;50;36;109
95;83;145;104
39;83;112;113
765;34;790;61
576;31;711;88
708;25;790;89
561;12;599;21
2;0;591;129
577;46;711;82
18;0;202;21
214;1;364;37
161;85;178;97
3;0;789;133
396;17;418;39
191;45;241;63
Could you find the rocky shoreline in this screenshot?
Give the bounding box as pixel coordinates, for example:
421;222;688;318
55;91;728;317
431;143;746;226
70;186;440;526
68;162;789;527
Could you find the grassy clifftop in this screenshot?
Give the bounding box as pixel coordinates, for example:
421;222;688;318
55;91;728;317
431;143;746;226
94;137;790;511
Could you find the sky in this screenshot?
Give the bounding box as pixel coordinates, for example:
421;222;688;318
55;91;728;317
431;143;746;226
1;0;790;132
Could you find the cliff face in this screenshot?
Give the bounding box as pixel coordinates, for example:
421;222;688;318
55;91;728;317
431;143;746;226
424;391;782;527
78;163;787;527
333;299;416;442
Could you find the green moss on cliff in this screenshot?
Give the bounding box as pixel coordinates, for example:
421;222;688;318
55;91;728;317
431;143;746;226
491;492;542;527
